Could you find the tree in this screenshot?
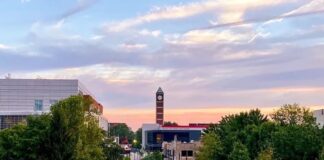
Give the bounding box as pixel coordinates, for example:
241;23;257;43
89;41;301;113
271;104;316;125
0;124;27;160
0;96;108;160
272;124;322;160
0;114;51;160
196;132;223;160
142;152;162;160
46;95;105;160
102;138;124;160
110;123;134;144
163;121;178;126
320;147;324;160
204;109;268;159
228;142;250;160
133;128;142;149
256;147;273;160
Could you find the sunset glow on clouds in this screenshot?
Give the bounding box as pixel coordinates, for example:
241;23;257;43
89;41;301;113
1;0;324;129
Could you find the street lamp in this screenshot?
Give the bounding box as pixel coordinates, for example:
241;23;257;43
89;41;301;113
133;139;137;160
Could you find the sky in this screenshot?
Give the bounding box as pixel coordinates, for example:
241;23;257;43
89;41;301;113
1;0;324;130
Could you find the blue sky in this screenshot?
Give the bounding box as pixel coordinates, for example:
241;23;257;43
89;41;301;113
1;0;324;127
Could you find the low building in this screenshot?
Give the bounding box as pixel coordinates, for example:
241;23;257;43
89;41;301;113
142;123;207;151
0;78;108;131
313;109;324;128
163;140;201;160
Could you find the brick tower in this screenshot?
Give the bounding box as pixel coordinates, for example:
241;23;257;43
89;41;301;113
156;87;164;125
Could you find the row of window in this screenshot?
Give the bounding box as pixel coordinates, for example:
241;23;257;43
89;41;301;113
34;99;58;111
164;150;194;158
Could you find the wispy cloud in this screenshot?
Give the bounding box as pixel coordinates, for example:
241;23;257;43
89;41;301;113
59;0;98;20
104;0;297;32
165;29;255;45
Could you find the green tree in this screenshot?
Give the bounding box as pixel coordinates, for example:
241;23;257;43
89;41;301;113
0;124;26;159
110;123;134;144
204;109;267;159
270;104;316;125
163;121;178;126
133;128;142;149
196;132;223;160
142;152;162;160
0;114;51;160
320;147;324;160
228;142;250;160
102;138;124;160
46;95;105;160
75;112;105;160
256;147;273;160
272;124;322;160
0;96;107;160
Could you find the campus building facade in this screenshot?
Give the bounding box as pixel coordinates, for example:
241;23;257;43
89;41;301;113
0;79;108;131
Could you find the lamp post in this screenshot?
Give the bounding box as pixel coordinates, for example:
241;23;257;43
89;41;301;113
133;139;137;160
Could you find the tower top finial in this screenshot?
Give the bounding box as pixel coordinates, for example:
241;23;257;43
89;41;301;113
156;87;163;93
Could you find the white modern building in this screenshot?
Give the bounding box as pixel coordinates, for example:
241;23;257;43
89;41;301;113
313;109;324;128
0;78;108;131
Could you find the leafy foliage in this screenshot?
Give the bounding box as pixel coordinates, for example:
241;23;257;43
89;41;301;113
228;142;250;160
0;114;51;160
109;123;134;144
0;95;109;160
163;121;178;126
256;147;273;160
270;104;316;125
200;105;324;160
142;152;162;160
272;124;321;160
102;138;124;160
196;132;223;160
133;128;142;148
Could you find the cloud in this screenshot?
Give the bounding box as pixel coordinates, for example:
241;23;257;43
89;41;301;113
104;0;297;32
1;63;171;83
139;29;161;37
59;0;98;20
3;0;324;117
119;43;147;50
164;29;255;45
0;44;10;50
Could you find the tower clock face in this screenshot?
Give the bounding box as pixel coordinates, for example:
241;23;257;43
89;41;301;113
157;95;163;101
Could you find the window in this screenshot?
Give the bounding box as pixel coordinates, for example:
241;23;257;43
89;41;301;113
34;100;43;111
187;151;193;157
181;151;187;157
181;150;193;157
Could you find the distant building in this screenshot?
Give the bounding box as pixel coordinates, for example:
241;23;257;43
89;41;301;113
142;123;206;151
313;109;324;127
163;140;201;160
142;87;208;151
0;79;108;131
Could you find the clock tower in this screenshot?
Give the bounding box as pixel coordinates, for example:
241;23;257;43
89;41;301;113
156;87;164;125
